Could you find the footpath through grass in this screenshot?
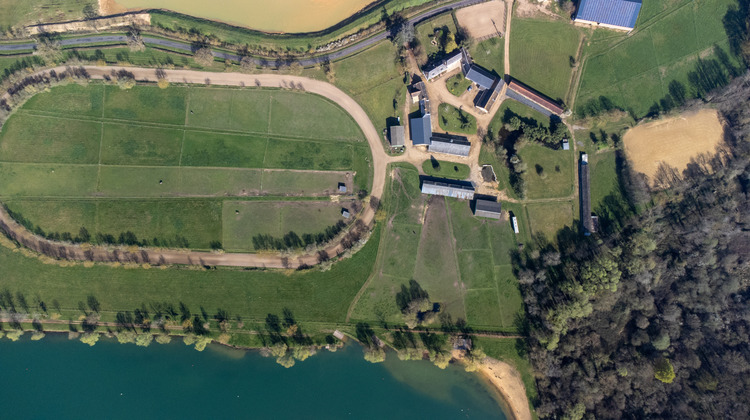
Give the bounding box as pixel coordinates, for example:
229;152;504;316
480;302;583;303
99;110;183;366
0;83;371;251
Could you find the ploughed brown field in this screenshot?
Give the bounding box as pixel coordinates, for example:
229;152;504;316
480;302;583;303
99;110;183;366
623;109;724;185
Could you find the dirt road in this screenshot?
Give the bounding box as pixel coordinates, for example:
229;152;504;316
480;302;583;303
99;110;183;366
0;66;389;269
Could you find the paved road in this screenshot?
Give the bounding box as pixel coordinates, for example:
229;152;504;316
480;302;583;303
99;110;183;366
0;0;486;66
0;65;389;269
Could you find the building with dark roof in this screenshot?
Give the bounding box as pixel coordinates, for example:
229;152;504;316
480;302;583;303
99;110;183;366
464;64;497;90
474;78;505;113
429;133;471;157
389;125;405;147
507;80;564;116
574;0;642;31
421;179;475;200
474;199;502;219
410;98;432;146
580;153;596;235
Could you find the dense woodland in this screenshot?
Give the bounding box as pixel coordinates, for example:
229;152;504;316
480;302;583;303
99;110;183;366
518;73;750;418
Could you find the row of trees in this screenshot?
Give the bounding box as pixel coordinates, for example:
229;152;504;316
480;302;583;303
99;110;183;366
519;73;750;418
252;220;347;251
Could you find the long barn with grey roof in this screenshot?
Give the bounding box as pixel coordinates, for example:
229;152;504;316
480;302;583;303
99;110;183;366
574;0;642;31
421;179;475;200
507;80;564;116
429;133;471;157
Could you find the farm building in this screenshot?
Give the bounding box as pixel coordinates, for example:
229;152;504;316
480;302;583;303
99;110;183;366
408;80;425;104
474;78;505;113
423;49;464;80
474;199;502;219
574;0;642;32
562;139;570;150
421;179;475;200
507;80;564;116
410;99;433;146
429;133;471;157
338;183;347;193
342;208;350;219
464;64;497;90
580;153;596;235
511;216;520;233
389;125;405;147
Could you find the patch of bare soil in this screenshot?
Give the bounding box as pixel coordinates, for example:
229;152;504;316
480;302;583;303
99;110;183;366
99;0;128;15
623;109;725;186
515;0;558;19
456;0;506;39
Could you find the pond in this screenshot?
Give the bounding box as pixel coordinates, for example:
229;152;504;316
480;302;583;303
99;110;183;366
0;335;509;419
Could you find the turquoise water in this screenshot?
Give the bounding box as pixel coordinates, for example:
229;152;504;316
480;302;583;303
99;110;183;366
0;335;507;419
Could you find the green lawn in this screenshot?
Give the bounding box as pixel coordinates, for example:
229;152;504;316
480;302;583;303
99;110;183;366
526;201;575;240
437;103;477;135
0;83;371;251
469;37;504;76
445;73;472;96
510;18;582;102
415;12;459;60
422;159;471;180
0;0;95;28
221;201;346;251
575;0;744;118
517;144;574;199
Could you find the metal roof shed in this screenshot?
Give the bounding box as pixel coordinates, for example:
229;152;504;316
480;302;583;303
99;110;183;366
421;179;475;200
389;125;405;147
410;114;432;146
429;133;471;157
464;64;497;90
474;199;502;219
575;0;642;31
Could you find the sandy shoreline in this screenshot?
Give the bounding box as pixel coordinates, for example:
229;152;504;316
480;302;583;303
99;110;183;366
478;357;532;420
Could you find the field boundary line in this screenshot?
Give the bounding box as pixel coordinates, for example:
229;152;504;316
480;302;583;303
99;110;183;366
444;197;469;321
0;160;356;174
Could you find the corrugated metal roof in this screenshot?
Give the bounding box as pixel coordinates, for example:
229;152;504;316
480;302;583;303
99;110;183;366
410;114;432;145
430;133;471;157
421;180;475;200
576;0;642;29
464;64;497;90
389;125;405;146
475;199;502;218
475;78;505;110
507;80;564;115
506;90;554;117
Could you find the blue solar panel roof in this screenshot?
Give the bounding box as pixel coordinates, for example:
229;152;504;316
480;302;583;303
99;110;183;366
576;0;642;29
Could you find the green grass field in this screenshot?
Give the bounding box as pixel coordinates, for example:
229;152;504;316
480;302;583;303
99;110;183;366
469;37;504;77
446;73;472;96
575;0;744;118
0;0;95;28
349;163;523;332
510;18;582;102
0;83;370;250
517;144;574;199
438;103;477;135
526;201;574;240
422;159;471;180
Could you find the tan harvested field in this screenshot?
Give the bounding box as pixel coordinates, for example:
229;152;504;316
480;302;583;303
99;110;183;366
623;109;724;185
456;0;506;39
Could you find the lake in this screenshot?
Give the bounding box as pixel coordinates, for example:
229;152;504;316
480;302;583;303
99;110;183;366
0;335;508;419
115;0;374;33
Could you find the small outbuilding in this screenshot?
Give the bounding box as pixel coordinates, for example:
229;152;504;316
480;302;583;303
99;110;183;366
338;183;347;193
389;125;405;147
474;199;502;219
562;139;570;150
511;216;520;234
341;208;350;219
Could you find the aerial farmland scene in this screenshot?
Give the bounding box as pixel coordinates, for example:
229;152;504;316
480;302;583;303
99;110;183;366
0;0;748;418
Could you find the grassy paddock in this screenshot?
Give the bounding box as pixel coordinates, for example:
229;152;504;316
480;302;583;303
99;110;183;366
437;103;477;134
469;37;504;76
510;18;582;102
517;143;574;199
526;201;574;240
0;0;95;28
422;159;471;179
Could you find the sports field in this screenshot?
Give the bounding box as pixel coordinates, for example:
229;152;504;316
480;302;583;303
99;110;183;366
349;164;523;332
0;83;370;251
575;0;744;118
